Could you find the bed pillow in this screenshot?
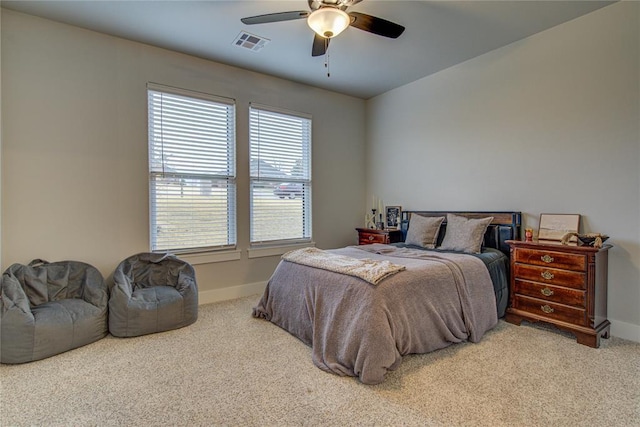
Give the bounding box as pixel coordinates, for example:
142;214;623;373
405;214;445;249
439;214;494;254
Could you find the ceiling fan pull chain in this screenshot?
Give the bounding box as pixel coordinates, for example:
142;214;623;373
325;38;330;78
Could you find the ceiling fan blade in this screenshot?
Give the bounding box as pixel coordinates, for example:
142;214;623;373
241;11;309;25
348;12;405;39
312;34;329;57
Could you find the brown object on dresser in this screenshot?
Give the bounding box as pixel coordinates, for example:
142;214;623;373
356;228;403;245
505;239;611;348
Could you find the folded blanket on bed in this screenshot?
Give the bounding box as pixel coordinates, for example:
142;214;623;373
282;247;405;285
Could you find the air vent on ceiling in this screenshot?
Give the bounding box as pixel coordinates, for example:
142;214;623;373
233;31;270;52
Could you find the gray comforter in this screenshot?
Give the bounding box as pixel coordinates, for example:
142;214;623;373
252;244;498;384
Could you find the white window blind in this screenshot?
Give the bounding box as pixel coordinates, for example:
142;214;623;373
148;83;236;252
249;104;312;244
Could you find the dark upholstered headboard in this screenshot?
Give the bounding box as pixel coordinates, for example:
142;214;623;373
399;211;522;258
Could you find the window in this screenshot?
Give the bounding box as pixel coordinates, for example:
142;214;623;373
148;83;236;252
249;104;312;245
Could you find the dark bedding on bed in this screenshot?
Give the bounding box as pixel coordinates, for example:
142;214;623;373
391;244;509;317
253;243;506;384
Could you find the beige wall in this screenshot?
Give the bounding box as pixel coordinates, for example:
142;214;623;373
0;7;3;269
3;4;639;341
366;2;640;341
1;10;366;300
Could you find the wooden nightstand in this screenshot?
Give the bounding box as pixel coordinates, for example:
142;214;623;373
356;228;403;245
505;239;611;348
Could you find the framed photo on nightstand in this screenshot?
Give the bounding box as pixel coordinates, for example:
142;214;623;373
538;213;580;242
385;206;401;229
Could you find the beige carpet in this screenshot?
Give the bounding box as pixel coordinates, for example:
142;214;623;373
1;295;639;426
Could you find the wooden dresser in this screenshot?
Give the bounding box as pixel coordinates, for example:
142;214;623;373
356;228;403;245
505;240;611;347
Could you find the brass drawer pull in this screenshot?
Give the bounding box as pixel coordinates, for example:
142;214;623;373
541;254;554;263
368;235;374;241
541;305;554;314
541;270;554;280
541;287;554;297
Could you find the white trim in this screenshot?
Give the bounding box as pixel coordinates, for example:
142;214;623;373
198;281;267;305
249;102;312;120
147;82;235;105
247;241;316;259
610;318;640;343
180;249;241;265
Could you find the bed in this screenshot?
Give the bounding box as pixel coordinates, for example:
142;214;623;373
252;211;521;384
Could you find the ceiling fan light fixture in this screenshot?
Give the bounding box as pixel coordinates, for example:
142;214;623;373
307;8;350;39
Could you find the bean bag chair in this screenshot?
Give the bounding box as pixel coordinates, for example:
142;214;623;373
1;259;108;364
109;252;198;337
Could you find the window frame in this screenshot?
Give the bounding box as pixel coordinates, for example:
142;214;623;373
147;82;237;254
248;103;312;247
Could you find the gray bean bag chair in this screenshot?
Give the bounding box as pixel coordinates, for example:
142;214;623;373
1;259;108;364
108;252;198;337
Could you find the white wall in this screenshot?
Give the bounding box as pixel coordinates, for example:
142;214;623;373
0;7;3;269
1;10;366;300
366;2;640;341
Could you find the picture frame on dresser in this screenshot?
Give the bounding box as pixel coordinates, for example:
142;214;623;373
385;206;401;229
538;213;580;242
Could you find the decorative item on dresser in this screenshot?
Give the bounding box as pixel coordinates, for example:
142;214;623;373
505;239;611;348
356;227;403;245
538;213;580;242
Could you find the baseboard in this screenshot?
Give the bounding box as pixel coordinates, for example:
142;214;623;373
197;283;640;344
610;318;640;343
198;281;267;306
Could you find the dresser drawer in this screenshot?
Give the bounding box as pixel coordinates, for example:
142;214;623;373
359;233;387;245
512;295;587;326
356;228;403;245
514;248;586;272
513;264;586;289
514;279;586;308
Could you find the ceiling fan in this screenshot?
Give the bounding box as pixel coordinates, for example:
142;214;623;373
240;0;405;57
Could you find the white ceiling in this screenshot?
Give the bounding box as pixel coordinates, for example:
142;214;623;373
1;0;615;99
